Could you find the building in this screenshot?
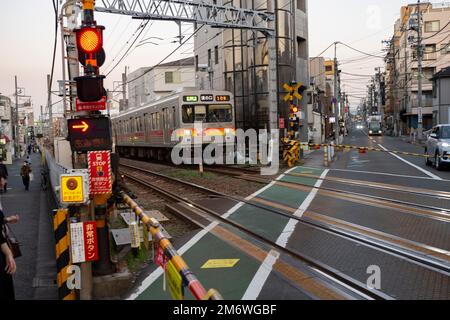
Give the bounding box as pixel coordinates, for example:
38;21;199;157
127;57;195;109
432;67;450;124
385;2;450;134
194;0;309;136
0;95;14;164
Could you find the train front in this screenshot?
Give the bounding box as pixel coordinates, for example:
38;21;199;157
175;91;236;148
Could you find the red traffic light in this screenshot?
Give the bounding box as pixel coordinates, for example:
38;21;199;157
76;27;103;54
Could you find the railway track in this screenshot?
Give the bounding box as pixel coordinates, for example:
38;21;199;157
120;161;450;299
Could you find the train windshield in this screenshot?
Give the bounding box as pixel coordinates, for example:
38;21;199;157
182;104;232;123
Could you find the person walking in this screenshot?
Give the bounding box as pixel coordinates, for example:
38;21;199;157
20;161;32;191
27;144;32;155
0;160;8;193
0;210;17;300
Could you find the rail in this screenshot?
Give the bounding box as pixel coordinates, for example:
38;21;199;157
120;192;223;300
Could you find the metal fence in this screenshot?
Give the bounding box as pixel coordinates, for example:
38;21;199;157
44;148;68;206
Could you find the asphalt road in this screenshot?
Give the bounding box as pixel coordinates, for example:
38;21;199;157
254;129;450;299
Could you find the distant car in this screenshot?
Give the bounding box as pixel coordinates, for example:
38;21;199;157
425;124;450;170
368;121;383;136
356;123;364;130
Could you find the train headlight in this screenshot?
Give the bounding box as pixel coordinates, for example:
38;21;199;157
369;130;373;134
224;128;234;134
184;130;192;136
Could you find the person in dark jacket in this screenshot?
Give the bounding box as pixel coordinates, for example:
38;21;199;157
20;161;32;191
0;160;8;193
0;210;17;300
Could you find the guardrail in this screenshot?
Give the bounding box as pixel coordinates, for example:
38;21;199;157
120;192;223;300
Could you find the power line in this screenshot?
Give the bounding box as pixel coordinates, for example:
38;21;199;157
338;41;385;58
123;25;205;87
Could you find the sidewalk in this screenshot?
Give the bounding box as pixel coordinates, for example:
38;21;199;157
0;153;58;300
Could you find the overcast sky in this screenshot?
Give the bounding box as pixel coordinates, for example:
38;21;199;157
0;0;434;115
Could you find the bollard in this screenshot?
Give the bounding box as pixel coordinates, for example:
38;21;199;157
323;145;329;167
53;209;76;300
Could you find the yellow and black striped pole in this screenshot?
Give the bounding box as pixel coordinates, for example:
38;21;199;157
53;209;76;300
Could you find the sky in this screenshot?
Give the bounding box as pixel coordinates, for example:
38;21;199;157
0;0;436;116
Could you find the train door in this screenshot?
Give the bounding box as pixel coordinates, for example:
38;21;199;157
163;107;171;144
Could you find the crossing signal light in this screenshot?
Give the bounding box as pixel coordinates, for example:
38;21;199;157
75;26;105;68
291;105;299;113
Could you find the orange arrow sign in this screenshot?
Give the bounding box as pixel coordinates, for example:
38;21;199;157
72;121;89;132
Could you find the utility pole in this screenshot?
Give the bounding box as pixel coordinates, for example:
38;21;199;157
334;42;339;143
14;76;19;158
416;0;424;140
47;74;53;147
121;67;128;111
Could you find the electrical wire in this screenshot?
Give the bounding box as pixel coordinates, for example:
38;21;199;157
337;41;385;58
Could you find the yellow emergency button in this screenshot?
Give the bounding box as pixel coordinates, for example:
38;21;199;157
61;175;85;203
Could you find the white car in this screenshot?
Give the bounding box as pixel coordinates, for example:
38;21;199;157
425;124;450;170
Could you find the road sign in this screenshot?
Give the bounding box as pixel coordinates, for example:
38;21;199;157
88;151;112;195
60;174;87;204
70;221;99;263
68;117;112;152
166;260;184;300
76;96;106;112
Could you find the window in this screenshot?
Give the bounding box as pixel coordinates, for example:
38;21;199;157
297;0;306;11
441;43;450;54
325;65;333;72
207;104;233;122
423;45;436;61
182;104;233;123
425;21;440;33
208;49;212;67
165;72;174;84
441;126;450;138
297;37;308;59
151;113;156;130
214;46;219;64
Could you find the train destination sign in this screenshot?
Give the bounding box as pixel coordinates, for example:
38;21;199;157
200;94;214;102
183;95;198;102
216;95;231;102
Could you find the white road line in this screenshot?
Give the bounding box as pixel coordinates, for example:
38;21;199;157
300;166;450;182
377;144;442;181
242;169;330;300
127;166;298;300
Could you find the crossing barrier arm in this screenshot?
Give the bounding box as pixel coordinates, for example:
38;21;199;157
120;192;223;300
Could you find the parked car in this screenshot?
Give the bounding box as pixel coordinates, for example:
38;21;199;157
425;124;450;170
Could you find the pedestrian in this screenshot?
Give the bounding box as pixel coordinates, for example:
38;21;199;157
27;144;32;155
20;161;32;191
0;159;8;193
0;210;17;300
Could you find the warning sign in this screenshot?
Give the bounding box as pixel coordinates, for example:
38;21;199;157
166;260;184;300
88;151;112;195
70;221;99;263
60;175;86;204
201;259;240;269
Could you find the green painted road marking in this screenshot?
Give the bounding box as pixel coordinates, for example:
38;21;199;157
134;166;324;300
136;232;261;300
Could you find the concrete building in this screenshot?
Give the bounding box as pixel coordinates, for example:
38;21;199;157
385;2;450;134
194;0;309;134
127;57;195;109
432;67;450;124
0;95;14;164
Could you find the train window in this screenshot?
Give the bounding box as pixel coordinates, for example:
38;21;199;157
172;107;176;127
208;104;233;122
151;113;156;130
156;113;161;130
182;106;194;123
195;105;207;122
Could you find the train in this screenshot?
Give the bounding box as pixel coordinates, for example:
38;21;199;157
112;89;236;160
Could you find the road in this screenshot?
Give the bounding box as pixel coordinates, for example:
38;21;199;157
127;128;450;300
